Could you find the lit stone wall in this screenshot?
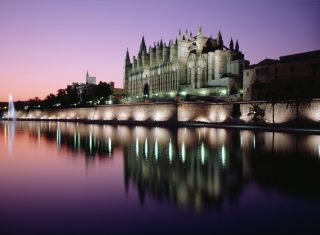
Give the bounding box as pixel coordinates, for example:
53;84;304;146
11;100;320;125
178;102;233;122
15;103;177;123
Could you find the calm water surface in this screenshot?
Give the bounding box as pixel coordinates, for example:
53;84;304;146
0;121;320;234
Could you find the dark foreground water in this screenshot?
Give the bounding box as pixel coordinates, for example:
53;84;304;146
0;121;320;234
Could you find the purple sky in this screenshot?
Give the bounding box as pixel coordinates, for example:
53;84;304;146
0;0;319;101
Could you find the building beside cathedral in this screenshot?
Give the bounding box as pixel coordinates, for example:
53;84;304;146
243;50;320;101
124;28;248;100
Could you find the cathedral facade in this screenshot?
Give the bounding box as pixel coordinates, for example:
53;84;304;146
124;28;248;100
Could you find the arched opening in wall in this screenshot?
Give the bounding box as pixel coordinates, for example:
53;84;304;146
143;84;149;98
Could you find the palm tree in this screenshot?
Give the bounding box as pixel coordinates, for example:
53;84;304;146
248;103;265;125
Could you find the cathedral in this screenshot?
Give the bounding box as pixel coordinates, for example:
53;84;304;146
124;28;248;100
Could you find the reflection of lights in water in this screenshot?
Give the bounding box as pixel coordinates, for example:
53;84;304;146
181;142;185;163
221;144;226;166
144;138;148;158
108;137;112;154
74;130;76;149
240;134;243;148
77;130;81;150
318;145;320;159
253;134;256;150
37;125;41;144
6;122;16;155
155;139;158;160
56;124;61;149
4;124;7;144
89;129;92;154
135;137;139;157
169;138;172;163
201;142;205;165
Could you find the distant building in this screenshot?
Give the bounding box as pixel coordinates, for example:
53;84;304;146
243;50;320;101
68;71;97;102
86;71;96;85
110;82;124;103
124;28;248;100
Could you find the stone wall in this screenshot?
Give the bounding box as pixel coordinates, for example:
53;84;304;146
13;103;177;123
9;100;320;125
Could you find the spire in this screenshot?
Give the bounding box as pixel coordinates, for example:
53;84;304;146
160;38;163;48
217;30;223;48
229;38;234;50
125;48;130;64
235;40;239;51
138;36;147;56
185;29;188;40
197;26;203;36
178;29;181;40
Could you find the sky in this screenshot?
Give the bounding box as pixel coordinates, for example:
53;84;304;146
0;0;319;101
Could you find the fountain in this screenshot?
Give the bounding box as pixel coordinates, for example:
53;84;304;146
8;94;16;120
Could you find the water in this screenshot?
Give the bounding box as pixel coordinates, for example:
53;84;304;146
7;94;16;120
0;121;320;234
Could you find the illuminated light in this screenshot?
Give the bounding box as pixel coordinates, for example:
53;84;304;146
108;137;112;154
181;142;185;163
219;89;227;96
240;134;243;148
144;138;148;158
221;144;226;166
180;91;187;96
195;116;209;122
201;142;205;165
135;137;139;157
200;89;208;96
169;138;173;163
134;111;147;121
155;139;158;160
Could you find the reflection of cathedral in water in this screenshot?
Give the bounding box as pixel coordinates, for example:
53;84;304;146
123;128;249;210
22;121;320;210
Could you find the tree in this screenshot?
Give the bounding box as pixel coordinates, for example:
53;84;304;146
231;103;242;120
248;103;265;125
95;82;112;103
44;93;56;109
265;79;284;125
281;78;313;125
230;86;238;95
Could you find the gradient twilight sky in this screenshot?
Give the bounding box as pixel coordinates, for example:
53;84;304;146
0;0;319;101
